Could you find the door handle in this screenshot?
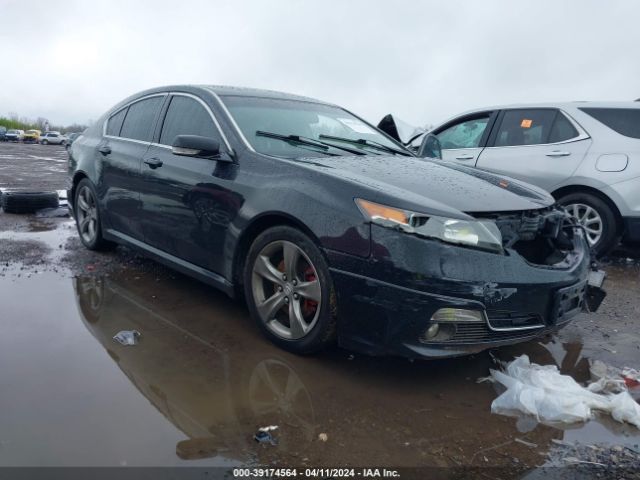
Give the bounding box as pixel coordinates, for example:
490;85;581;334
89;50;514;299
546;151;571;157
98;145;111;155
455;154;475;160
144;157;163;169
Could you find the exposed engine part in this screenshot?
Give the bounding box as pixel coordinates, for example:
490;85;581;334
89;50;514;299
474;207;580;266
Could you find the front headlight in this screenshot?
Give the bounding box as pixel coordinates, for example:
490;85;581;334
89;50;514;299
356;198;503;253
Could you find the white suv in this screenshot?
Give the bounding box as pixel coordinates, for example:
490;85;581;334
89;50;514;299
40;131;67;145
420;102;640;255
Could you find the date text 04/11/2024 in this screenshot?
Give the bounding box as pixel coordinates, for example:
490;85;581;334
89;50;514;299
232;468;401;478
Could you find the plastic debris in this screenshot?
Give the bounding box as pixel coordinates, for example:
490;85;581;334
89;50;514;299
258;425;278;432
254;431;277;445
486;355;640;428
318;433;328;442
113;330;141;346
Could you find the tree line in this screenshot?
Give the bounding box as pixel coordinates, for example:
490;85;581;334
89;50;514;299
0;113;90;134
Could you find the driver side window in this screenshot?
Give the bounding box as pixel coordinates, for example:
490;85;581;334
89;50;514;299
436;114;492;149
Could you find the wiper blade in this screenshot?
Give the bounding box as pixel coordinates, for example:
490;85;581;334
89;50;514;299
256;131;366;156
319;134;412;156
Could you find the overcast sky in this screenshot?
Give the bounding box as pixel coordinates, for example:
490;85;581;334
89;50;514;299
1;0;639;127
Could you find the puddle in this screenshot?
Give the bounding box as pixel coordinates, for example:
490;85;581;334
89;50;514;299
0;213;638;474
0;266;638;472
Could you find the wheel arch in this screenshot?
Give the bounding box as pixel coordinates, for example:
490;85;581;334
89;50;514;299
231;212;323;298
551;184;624;233
70;171;90;208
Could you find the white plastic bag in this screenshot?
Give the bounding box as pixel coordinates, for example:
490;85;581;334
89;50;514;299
487;355;640;428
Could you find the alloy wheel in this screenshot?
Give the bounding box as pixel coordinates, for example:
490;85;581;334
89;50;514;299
76;185;99;244
251;240;322;340
567;203;603;246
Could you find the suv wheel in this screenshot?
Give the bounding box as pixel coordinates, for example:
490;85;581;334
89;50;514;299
74;179;115;251
557;191;618;257
42;139;48;145
244;226;337;354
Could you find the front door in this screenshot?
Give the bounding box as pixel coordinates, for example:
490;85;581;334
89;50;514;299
434;111;496;165
139;94;240;274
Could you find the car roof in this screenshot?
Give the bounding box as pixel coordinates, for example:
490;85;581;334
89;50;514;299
454;101;640;116
203;85;330;105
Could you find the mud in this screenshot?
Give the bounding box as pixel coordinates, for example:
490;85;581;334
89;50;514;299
0;144;639;477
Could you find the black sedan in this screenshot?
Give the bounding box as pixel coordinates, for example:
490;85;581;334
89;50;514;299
68;85;595;358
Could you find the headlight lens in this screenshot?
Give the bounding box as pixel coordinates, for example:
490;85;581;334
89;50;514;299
356;199;503;253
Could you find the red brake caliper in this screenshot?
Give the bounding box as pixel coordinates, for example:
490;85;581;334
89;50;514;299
301;266;318;317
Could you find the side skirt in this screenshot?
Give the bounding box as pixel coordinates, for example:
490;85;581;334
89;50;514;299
104;229;236;298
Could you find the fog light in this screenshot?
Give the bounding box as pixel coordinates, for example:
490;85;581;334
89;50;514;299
431;308;484;323
425;323;440;339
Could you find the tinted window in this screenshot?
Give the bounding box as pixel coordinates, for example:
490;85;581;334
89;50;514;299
548;112;579;143
580;108;640;139
160;96;219;146
494;109;557;147
436;115;491;149
107;108;127;137
120;96;163;141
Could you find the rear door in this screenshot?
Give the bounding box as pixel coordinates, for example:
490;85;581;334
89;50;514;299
476;108;592;191
139;93;238;274
100;94;165;240
433;111;497;165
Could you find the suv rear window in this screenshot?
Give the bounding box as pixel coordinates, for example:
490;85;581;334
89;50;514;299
494;109;578;146
580;108;640;139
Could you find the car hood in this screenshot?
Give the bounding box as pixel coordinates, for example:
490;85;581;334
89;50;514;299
296;155;554;217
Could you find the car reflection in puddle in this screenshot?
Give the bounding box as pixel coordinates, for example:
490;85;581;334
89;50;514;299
73;272;639;471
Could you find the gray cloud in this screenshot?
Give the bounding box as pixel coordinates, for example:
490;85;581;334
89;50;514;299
1;0;638;127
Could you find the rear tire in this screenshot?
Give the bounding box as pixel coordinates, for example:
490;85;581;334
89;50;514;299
42;140;48;145
243;226;337;354
74;179;115;251
557;191;618;257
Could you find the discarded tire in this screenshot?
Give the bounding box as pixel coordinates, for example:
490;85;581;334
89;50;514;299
1;191;59;214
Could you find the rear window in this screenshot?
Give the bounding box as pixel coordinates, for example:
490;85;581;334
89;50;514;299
580;108;640;139
494;109;579;146
106;108;127;137
120;96;163;141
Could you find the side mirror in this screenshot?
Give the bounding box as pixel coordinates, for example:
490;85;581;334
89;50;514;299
418;133;442;159
172;135;224;160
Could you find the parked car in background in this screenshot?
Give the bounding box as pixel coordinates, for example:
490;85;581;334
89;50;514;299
416;102;640;255
23;129;41;143
40;131;67;145
65;132;80;150
67;85;600;359
0;127;7;141
5;129;24;142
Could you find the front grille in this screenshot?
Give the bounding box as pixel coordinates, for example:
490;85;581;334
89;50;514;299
486;311;544;330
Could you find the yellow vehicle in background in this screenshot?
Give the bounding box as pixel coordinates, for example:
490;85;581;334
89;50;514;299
23;129;41;143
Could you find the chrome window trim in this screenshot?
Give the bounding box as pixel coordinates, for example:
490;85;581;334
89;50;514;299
102;93;168;141
153;92;232;152
209;91;256;152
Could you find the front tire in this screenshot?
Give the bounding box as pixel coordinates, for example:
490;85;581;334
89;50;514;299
74;179;115;251
243;226;337;354
557;191;618;257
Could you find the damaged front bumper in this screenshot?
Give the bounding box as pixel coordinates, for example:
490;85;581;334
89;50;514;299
328;217;594;359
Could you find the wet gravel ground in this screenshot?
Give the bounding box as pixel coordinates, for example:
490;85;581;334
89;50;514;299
0;143;639;478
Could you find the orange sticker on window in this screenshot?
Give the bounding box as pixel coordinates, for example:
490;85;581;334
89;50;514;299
520;119;533;128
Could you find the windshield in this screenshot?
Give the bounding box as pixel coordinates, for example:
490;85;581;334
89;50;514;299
221;95;407;158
